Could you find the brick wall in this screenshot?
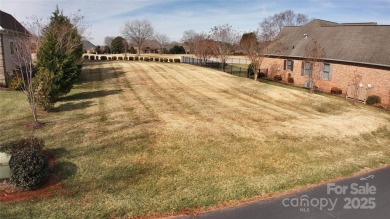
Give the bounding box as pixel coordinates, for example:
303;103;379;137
261;57;390;105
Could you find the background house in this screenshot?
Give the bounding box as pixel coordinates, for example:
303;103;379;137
262;19;390;105
0;10;29;86
82;39;95;54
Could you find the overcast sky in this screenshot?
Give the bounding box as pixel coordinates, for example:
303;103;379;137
1;0;390;45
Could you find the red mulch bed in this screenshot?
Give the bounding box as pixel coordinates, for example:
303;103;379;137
0;150;64;203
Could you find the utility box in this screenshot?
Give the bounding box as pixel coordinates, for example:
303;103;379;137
0;153;11;179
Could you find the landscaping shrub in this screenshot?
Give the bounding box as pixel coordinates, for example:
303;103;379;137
174;58;180;63
366;95;381;105
288;77;294;84
169;58;173;62
145;57;151;61
108;57;112;61
135;56;139;61
100;56;107;60
140;57;144;61
83;55;89;60
9;148;49;190
124;57;128;61
7;74;23;90
0;138;49;190
118;56;123;60
273;75;282;81
258;72;266;78
153;57;159;62
112;56;117;61
95;56;98;60
159;58;164;62
330;87;343;95
89;55;95;60
129;57;134;61
164;58;168;62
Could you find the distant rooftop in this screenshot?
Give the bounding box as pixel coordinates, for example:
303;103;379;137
0;10;29;33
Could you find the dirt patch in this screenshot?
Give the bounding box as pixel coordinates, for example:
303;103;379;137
0;150;64;203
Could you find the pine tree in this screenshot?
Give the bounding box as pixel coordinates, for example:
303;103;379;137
36;7;83;109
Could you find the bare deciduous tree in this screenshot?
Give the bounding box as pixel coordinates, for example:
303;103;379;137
304;40;326;93
193;32;215;63
210;24;239;71
104;36;114;47
259;10;309;41
240;31;267;80
122;19;154;55
11;34;39;126
154;33;170;54
181;29;197;53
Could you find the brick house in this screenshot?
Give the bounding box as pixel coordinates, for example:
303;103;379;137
261;19;390;105
0;10;29;86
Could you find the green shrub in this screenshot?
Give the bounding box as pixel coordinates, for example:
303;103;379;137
83;55;89;60
144;57;150;62
0;138;44;156
95;56;98;60
258;72;266;78
118;56;123;60
273;75;282;81
89;55;95;60
140;57;144;61
108;57;112;61
112;56;117;61
174;58;180;63
129;57;134;61
288;77;294;84
9;148;49;190
100;56;107;60
366;95;381;105
169;58;173;62
7;74;23;90
135;56;139;61
154;58;159;62
164;58;168;62
124;57;128;61
330;87;342;95
160;58;164;62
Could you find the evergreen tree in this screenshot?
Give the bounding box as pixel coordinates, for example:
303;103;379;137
111;36;125;54
36;7;83;109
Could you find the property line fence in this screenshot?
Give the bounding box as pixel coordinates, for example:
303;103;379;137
181;56;250;78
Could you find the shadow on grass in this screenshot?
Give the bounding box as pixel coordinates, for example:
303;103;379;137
59;89;122;102
56;161;78;181
51;100;95;112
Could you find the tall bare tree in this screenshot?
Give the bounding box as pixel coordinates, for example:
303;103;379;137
104;36;114;47
210;24;239;71
11;34;39;126
181;29;197;53
304;40;326;93
154;32;170;54
193;32;215;63
122;19;154;55
240;32;266;80
259;10;309;41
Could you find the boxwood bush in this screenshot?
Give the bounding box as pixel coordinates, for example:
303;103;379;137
164;58;168;62
129;57;134;61
169;58;173;62
1;138;49;190
118;56;123;60
144;57;150;62
330;87;342;95
112;56;117;61
174;58;180;63
108;57;112;60
154;58;159;62
273;75;282;81
100;56;107;60
89;55;95;60
366;95;381;105
139;57;144;61
83;55;89;60
135;56;139;61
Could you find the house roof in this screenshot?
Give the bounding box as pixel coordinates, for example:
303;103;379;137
82;40;95;50
264;19;390;67
0;10;29;33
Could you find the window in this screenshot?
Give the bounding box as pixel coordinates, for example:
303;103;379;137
10;42;14;55
322;63;331;80
284;59;294;71
301;62;312;76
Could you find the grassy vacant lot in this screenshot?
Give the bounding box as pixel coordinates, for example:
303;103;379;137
1;61;390;218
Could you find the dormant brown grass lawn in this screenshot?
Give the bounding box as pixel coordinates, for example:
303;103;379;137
1;61;390;218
